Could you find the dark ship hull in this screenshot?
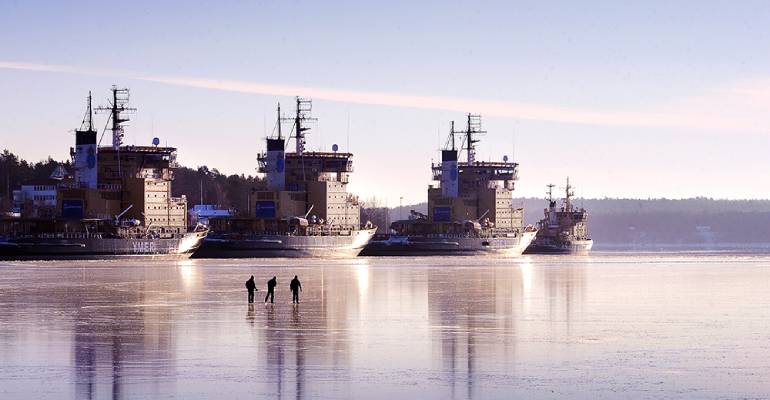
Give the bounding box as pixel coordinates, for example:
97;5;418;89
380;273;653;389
192;228;376;258
524;238;593;255
359;230;536;256
0;231;208;260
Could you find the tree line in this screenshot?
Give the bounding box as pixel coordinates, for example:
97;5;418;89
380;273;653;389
5;149;770;245
0;150;266;216
0;150;72;210
171;165;266;216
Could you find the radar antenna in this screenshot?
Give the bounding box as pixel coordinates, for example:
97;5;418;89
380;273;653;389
96;86;136;149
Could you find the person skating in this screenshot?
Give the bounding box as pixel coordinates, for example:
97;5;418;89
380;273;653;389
245;275;256;303
264;276;277;304
290;275;302;304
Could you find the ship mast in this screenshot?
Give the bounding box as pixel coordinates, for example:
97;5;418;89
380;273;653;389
564;177;574;211
96;86;136;149
276;102;282;139
79;91;95;132
284;97;316;155
458;114;485;163
547;183;555;203
443;121;457;151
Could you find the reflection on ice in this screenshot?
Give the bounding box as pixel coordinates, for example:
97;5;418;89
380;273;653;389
0;254;769;399
355;262;369;299
176;259;198;292
518;257;534;315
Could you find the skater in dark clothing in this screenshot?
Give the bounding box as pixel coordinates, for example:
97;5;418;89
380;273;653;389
290;275;302;304
245;275;256;303
265;276;277;304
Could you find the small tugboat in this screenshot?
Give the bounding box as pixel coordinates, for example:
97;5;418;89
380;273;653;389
0;87;208;260
360;115;536;256
193;98;376;258
525;178;593;255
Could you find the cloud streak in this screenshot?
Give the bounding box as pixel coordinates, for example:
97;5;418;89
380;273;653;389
0;60;767;132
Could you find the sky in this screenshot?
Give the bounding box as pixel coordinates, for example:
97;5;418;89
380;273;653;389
1;0;770;204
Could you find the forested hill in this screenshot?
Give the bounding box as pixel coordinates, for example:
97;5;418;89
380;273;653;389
4;150;770;246
171;166;265;214
524;198;770;246
0;150;72;209
389;198;770;247
0;150;265;215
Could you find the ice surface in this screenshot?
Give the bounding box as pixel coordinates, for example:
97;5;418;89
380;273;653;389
1;252;769;399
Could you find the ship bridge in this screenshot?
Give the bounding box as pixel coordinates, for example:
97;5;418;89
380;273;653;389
433;160;518;192
259;151;353;173
98;146;179;180
433;161;518;181
259;151;354;184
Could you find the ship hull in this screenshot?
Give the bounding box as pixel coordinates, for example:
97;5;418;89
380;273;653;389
192;228;376;258
525;239;593;255
0;231;208;261
359;230;536;257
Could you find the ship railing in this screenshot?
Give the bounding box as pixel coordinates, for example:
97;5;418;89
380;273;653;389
227;228;356;238
346;194;360;205
412;228;525;240
31;232;182;240
317;174;348;183
98;183;123;191
30;232;105;240
136;169;172;180
58;182;86;189
431;163;442;180
304;225;357;236
256;153;268;172
14;228;192;241
55;182;122;191
169;196;187;205
116;232;186;239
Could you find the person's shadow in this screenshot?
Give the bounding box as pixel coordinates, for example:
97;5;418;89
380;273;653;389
291;304;304;400
246;303;255;324
292;304;300;323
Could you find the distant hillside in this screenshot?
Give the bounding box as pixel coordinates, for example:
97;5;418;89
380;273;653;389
0;150;72;210
388;198;770;247
5;149;770;247
0;150;265;216
172;165;265;216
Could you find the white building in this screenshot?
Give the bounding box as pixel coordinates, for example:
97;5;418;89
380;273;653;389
190;204;234;225
12;166;69;217
13;180;59;217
